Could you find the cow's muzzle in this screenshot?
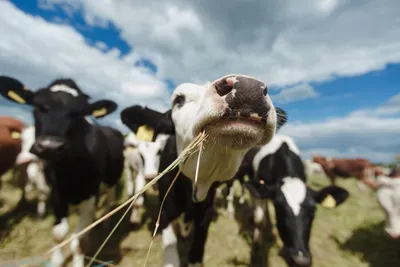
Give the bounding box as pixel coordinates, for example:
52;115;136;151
30;136;65;158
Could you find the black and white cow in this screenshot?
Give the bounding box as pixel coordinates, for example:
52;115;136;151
235;134;349;267
0;76;124;267
121;74;287;266
123;131;169;226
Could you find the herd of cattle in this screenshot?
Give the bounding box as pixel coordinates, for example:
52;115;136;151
0;74;399;267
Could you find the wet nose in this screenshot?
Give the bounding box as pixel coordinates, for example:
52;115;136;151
30;136;65;156
291;251;312;267
212;74;270;120
215;78;234;96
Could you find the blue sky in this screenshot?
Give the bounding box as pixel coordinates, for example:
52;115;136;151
1;0;400;163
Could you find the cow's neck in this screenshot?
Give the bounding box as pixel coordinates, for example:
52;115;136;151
180;143;248;201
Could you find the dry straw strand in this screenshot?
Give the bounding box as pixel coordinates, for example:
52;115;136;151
46;131;208;264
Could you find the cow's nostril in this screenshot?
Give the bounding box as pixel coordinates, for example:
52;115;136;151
215;80;234;97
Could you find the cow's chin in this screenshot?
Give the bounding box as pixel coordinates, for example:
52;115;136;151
200;119;269;149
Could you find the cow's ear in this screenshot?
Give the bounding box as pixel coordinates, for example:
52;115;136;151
0;76;34;105
120;105;175;135
313;186;350;209
84;100;117;118
275;107;287;131
244;180;275;199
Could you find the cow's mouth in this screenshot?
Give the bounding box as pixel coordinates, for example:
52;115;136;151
195;114;267;148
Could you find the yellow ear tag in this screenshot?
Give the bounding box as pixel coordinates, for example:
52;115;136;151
136;125;154;142
92;107;107;118
320;194;336;208
11;131;21;139
8;91;26;104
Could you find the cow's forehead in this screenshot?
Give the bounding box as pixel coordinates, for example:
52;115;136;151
171;83;205;101
280;177;307;216
34;85;85;107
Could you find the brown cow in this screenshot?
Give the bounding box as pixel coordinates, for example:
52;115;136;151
312;155;378;189
0;116;23;190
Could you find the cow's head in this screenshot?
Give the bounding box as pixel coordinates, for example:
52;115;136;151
247;178;349;266
124;132;169;179
121;74;287;202
376;175;400;239
0;76;117;159
245;140;348;267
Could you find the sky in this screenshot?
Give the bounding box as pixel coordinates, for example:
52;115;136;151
0;0;400;163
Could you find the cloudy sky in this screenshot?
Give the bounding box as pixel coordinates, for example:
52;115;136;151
1;0;400;163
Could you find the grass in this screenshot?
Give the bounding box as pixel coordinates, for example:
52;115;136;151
0;170;399;267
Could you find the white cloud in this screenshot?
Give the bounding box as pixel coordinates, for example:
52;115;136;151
376;93;400;115
41;0;400;88
273;83;319;103
0;1;171;133
280;103;400;163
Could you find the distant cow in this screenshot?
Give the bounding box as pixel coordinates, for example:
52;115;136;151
375;164;400;239
13;125;50;217
304;159;325;178
123;130;169;226
0;76;124;267
121;74;287;266
236;135;349;267
312;155;378;189
0;116;23;190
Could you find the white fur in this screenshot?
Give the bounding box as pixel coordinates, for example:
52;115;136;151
51;218;69;266
169;74;278;202
281;177;307;216
304;159;325;177
376;175;400;237
253;134;300;174
162;224;180;267
254;205;265;225
50;84;78;97
52;218;69;241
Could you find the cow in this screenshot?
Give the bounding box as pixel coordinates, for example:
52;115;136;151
375;164;400;239
0;76;124;267
13;125;50;217
312;155;378;190
304;159;325;178
123;130;169;226
0;116;23;191
235;134;349;267
120;74;287;267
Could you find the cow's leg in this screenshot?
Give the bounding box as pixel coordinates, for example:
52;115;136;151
51;195;69;267
130;171;145;225
35;170;50;217
253;198;266;244
238;181;246;204
124;159;134;197
104;183;117;211
188;203;215;267
70;196;96;267
162;223;180;267
226;182;235;218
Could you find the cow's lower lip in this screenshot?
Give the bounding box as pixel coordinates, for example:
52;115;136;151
201;117;265;132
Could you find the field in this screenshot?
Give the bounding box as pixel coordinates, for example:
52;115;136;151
0;170;399;267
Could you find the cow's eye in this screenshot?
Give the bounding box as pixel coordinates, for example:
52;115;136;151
172;94;185;108
35;105;49;113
